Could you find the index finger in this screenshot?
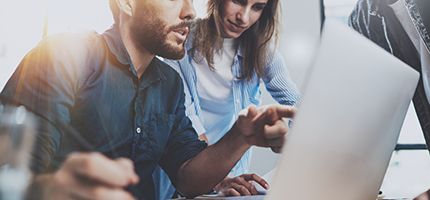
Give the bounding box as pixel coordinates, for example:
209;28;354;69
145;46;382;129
64;153;138;187
242;174;269;190
253;105;296;126
273;105;296;119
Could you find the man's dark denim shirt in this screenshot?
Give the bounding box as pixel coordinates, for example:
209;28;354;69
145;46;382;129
0;25;207;199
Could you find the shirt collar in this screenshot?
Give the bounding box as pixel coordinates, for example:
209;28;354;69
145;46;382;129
237;44;244;58
140;58;167;88
102;24;131;66
102;24;166;82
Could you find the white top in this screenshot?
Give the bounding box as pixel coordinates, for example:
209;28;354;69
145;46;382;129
390;0;430;102
194;38;237;144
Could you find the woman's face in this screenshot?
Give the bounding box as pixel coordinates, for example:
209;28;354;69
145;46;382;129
220;0;269;38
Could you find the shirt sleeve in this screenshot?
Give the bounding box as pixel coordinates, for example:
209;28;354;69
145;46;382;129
163;59;206;135
158;78;207;186
348;0;372;38
263;51;300;106
0;37;81;173
348;0;394;53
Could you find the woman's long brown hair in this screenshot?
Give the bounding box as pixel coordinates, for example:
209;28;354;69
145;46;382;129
191;0;280;80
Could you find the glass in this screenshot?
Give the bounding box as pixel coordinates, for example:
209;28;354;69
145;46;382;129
0;105;36;200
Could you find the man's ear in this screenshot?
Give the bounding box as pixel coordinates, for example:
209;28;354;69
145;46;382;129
117;0;134;17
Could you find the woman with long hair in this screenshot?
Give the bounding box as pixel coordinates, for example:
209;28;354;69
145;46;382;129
155;0;299;198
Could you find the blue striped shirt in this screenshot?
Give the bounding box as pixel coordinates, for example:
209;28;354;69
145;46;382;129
154;35;300;200
166;38;300;137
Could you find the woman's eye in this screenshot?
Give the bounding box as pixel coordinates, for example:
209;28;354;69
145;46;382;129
252;4;266;11
232;0;246;5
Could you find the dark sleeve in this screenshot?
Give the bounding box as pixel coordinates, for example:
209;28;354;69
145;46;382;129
348;0;394;53
0;38;80;173
348;0;372;37
158;79;207;186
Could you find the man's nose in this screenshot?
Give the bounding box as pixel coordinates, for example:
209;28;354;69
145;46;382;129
180;0;196;20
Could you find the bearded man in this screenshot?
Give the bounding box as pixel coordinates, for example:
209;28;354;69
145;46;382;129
0;0;295;200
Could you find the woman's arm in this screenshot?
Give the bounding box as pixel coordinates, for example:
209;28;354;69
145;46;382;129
262;51;300;105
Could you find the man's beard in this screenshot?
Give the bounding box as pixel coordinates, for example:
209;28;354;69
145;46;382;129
130;15;186;60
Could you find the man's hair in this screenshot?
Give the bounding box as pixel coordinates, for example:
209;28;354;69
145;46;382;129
191;0;280;80
109;0;120;23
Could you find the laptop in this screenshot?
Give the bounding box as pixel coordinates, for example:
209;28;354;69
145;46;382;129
191;19;419;200
263;19;419;200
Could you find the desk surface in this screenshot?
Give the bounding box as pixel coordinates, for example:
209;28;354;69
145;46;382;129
177;195;412;200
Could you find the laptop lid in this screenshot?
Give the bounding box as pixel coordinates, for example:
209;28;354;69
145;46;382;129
266;19;419;200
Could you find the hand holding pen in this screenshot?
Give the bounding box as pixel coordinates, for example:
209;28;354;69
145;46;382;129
26;121;139;200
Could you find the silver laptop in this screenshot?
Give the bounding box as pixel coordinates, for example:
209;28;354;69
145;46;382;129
191;19;419;200
264;19;419;200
